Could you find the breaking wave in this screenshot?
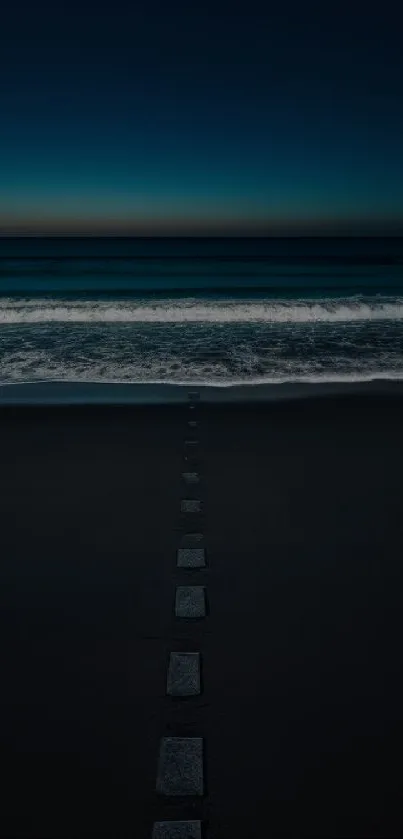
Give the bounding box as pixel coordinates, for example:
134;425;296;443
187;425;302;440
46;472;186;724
1;296;403;324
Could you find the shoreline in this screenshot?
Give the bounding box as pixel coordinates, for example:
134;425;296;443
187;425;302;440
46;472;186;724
1;377;403;406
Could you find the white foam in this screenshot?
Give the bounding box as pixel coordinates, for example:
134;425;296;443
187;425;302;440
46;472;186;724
1;370;403;387
1;294;402;386
1;296;403;324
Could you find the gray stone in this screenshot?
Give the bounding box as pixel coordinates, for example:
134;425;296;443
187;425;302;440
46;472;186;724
181;499;202;514
182;472;200;485
184;442;199;460
156;737;204;796
188;391;200;400
152;821;202;839
167;652;201;696
175;586;206;618
177;548;205;568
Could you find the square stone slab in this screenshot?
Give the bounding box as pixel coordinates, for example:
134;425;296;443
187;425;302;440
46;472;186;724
175;586;206;618
152;822;202;839
177;548;205;568
182;472;200;485
167;652;201;696
156;737;204;796
181;499;202;514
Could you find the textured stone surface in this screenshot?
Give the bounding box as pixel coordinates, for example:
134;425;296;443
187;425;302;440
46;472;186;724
175;586;206;618
182;472;200;484
167;652;201;696
181;499;202;514
177;548;205;568
152;821;202;839
156;737;204;796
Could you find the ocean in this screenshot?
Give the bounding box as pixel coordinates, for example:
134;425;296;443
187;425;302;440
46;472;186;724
0;236;402;391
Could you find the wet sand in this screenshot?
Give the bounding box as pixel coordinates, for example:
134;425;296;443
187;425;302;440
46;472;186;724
1;395;403;837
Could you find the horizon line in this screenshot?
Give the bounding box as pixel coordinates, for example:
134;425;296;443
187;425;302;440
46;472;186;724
1;232;402;239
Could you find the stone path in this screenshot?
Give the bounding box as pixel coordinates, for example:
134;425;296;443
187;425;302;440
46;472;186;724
152;391;206;838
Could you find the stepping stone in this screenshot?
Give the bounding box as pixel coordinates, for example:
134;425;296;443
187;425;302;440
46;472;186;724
167;652;201;696
181;499;202;514
175;586;206;618
177;547;205;568
152;822;202;839
156;737;204;796
184;440;199;452
188;392;200;400
182;472;200;485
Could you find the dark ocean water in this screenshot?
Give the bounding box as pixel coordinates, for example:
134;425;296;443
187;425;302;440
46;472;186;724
0;237;402;386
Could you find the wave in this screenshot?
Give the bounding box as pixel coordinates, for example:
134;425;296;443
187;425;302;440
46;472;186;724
1;296;403;324
1;331;402;385
1;362;403;387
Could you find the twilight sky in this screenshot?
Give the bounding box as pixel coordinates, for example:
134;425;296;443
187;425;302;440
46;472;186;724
1;0;402;236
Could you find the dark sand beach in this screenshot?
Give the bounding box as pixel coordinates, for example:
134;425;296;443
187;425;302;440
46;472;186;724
1;394;403;838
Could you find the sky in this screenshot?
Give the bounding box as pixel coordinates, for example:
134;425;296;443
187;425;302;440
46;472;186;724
0;0;402;236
